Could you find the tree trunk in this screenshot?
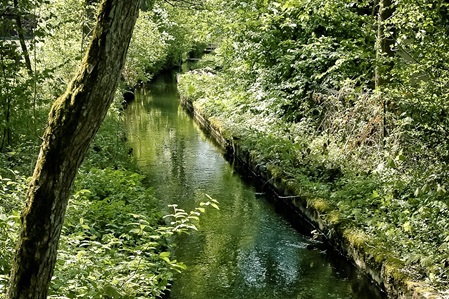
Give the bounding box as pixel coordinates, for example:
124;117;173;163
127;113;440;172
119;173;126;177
374;0;395;143
0;53;12;151
13;0;33;76
375;0;395;88
7;0;140;298
1;93;11;151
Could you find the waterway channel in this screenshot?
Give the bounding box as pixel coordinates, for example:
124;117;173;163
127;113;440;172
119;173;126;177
124;73;387;299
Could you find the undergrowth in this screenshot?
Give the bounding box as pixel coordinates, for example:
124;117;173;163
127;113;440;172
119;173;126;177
177;68;449;295
0;109;217;298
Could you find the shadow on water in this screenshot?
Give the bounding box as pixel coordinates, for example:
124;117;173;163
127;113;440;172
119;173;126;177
124;72;387;299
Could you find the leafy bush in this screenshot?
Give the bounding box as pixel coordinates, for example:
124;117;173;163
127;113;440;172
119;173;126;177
0;173;26;295
49;168;175;298
0;167;216;298
82;112;137;172
176;4;449;286
123;11;169;86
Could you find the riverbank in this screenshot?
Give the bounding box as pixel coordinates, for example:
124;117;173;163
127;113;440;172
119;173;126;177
126;74;386;299
178;73;446;299
0;110;187;298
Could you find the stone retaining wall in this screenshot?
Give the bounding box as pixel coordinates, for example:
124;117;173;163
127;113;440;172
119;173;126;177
181;98;444;299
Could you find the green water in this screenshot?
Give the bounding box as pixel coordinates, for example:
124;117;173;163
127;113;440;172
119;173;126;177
124;73;386;299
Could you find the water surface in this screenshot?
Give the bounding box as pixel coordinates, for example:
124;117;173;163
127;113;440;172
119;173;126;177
125;73;386;299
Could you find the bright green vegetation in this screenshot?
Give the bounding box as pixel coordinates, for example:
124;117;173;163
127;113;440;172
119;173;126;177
2;0;449;296
125;77;386;299
177;0;449;295
0;110;216;297
1;160;215;298
0;0;209;297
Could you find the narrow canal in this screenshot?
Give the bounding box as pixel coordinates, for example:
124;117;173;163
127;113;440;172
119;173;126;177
124;73;386;299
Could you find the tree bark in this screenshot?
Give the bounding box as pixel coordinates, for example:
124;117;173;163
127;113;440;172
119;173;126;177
7;0;140;298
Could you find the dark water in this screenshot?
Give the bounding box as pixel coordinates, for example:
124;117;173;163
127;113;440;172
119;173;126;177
124;73;386;299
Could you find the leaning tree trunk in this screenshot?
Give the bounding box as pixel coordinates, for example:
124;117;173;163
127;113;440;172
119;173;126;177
7;0;140;298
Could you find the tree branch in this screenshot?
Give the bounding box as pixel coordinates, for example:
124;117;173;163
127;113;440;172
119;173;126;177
162;0;206;10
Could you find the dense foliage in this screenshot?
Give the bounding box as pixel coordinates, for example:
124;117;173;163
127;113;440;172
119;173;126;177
0;0;206;297
0;149;216;298
177;0;449;295
3;0;449;296
1;0;202;151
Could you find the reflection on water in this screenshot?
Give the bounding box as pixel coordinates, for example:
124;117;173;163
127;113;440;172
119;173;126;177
124;73;386;299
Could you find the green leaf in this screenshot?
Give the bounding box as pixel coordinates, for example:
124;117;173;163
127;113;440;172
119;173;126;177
104;285;122;298
174;262;187;270
162;256;171;263
414;187;420;197
186;225;198;231
437;184;446;195
403;221;412;232
387;157;395;168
